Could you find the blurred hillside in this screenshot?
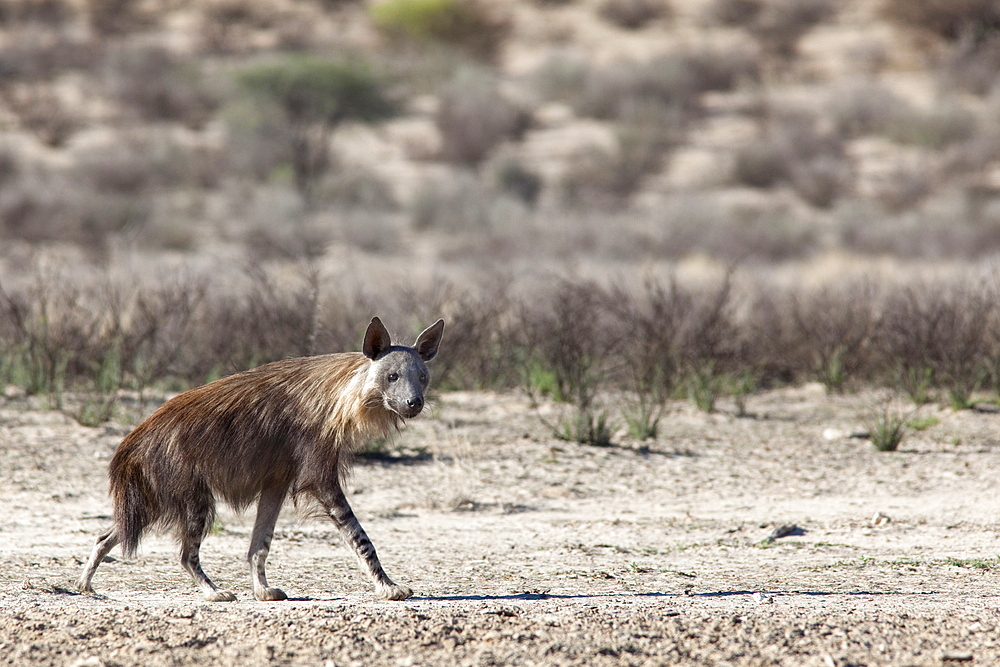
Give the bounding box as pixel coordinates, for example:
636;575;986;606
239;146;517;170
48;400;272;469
1;0;1000;276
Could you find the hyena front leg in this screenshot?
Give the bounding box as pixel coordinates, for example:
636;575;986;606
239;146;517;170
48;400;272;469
321;485;412;600
77;526;121;594
248;486;289;601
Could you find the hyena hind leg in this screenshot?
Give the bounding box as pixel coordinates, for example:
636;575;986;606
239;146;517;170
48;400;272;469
78;527;121;594
179;503;237;602
247;486;289;601
322;485;413;601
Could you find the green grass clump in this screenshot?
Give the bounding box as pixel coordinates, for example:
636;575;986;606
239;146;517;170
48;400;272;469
371;0;510;62
863;399;915;452
556;409;615;447
908;415;940;431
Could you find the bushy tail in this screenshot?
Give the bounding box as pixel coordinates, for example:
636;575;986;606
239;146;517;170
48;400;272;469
109;455;155;558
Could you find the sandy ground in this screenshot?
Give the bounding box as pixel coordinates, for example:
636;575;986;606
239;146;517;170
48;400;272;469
2;385;1000;666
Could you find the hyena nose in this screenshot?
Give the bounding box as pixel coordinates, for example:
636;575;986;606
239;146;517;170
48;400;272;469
406;396;423;411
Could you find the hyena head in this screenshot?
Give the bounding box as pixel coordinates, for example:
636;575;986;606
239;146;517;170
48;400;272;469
363;317;445;419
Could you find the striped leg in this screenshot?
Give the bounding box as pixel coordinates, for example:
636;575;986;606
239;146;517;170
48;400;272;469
78;526;120;594
322;485;412;600
248;486;288;601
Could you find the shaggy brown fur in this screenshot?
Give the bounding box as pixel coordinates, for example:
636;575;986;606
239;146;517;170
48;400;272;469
78;317;444;602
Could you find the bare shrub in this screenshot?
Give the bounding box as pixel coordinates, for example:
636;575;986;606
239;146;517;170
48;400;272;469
0;268;107;399
1;264;996;416
491;156;542;206
611;273;751;422
882;0;1000;42
575;48;758;121
788;281;882;392
872;165;935;214
749;0;835;59
2;84;79;147
839;192;1000;260
530;49;589;103
410;170;525;233
702;0;762;26
0;269;208;415
880;280;997;409
0;168;151;255
0;0;74;25
598;0;671;30
556;47;761;207
436;67;530;165
609;272;738;412
85;0;154;36
735;111;852;208
560;121;675;209
681;46;761;92
885;101;977;150
75;130;211;194
437;292;514;391
733;140;786;189
199;0;260;54
654;198;818;262
789;155;852;209
221;99;292;182
521;280;617;445
104;273;208;395
196;264;325;377
314;168;398;212
384;280;519;392
829;82;905;139
103;44;219;128
0;171;70;242
941;34;1000;96
0;28;91;82
738;289;797;387
77;141;157;195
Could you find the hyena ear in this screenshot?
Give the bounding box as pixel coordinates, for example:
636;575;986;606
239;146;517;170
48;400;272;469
414;319;445;362
363;317;393;360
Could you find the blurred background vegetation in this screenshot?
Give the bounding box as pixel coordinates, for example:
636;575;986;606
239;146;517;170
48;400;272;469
1;0;1000;435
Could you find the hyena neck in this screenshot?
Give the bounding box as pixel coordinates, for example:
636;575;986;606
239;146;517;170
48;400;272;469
319;358;401;450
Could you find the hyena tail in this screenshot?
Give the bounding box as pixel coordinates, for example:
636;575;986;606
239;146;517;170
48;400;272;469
109;458;156;558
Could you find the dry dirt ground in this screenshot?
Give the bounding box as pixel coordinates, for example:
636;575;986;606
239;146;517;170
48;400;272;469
2;385;1000;666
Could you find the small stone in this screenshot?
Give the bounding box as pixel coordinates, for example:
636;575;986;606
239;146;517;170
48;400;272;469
751;592;774;604
872;512;891;526
764;524;806;543
941;650;973;662
70;658;104;667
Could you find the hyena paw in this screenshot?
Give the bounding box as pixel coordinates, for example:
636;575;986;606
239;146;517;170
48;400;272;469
377;584;413;601
205;589;238;602
255;587;288;601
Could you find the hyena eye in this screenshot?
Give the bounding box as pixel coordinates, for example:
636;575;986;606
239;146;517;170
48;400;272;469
387;373;399;382
419;373;427;384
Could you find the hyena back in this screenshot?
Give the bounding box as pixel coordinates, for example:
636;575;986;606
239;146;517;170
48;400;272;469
77;316;444;602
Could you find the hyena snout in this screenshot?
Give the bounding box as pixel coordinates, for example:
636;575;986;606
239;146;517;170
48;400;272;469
392;390;424;418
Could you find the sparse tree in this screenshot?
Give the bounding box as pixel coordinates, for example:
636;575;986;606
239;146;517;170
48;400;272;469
238;55;396;206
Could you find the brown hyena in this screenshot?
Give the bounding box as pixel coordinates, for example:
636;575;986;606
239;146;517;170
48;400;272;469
77;316;444;602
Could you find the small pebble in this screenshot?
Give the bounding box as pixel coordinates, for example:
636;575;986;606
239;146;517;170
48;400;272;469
872;512;891;526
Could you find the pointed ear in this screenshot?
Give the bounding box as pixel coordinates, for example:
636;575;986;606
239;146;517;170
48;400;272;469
363;317;392;360
414;319;445;362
